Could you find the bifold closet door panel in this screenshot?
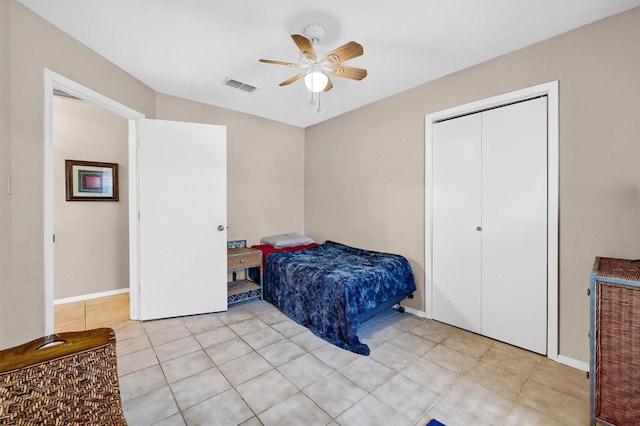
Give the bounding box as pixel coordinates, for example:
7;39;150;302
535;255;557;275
432;113;482;333
480;97;548;354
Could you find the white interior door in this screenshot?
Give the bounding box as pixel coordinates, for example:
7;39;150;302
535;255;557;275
138;119;227;320
432;113;482;333
481;98;548;353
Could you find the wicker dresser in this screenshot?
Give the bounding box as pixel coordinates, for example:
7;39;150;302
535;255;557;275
0;328;127;425
590;257;640;426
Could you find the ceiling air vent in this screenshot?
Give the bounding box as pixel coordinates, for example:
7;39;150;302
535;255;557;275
224;78;257;93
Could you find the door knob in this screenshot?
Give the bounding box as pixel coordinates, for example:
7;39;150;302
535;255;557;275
476;226;482;231
217;225;225;231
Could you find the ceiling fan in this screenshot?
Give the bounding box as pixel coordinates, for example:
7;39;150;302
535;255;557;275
259;23;367;95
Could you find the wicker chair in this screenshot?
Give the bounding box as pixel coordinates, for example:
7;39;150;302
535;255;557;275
0;328;127;425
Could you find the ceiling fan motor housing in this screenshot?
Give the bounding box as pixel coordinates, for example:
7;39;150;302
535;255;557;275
303;24;326;44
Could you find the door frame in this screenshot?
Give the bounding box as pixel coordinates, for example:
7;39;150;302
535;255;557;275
424;81;559;360
43;70;145;334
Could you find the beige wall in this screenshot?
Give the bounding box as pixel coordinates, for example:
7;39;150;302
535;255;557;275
1;1;305;350
155;94;305;247
305;7;640;362
53;95;129;299
5;0;639;365
3;0;156;348
0;0;11;344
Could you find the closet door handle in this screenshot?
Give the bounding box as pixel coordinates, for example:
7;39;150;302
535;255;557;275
476;226;482;231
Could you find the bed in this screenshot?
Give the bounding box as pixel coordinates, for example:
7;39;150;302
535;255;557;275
252;238;416;355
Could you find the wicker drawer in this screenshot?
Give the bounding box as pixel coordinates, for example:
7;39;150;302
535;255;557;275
590;257;640;426
227;250;261;269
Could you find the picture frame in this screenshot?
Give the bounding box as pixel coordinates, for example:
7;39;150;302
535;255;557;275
65;159;119;201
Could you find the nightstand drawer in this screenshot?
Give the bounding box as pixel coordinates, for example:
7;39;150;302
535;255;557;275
228;252;261;269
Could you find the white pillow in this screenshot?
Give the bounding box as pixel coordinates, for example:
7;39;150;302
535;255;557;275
261;232;315;248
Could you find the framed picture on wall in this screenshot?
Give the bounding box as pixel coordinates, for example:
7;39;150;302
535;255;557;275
65;159;119;201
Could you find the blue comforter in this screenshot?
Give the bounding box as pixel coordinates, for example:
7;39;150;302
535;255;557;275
264;241;416;355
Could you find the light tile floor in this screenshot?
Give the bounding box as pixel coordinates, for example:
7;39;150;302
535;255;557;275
114;300;590;426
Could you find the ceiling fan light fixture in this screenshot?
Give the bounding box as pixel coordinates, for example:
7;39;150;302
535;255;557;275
304;71;328;92
259;23;366;105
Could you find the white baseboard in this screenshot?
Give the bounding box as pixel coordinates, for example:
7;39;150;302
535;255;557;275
54;288;130;305
556;354;589;372
400;305;427;318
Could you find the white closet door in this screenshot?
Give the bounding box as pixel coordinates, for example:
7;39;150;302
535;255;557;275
138;119;228;320
432;113;483;333
481;97;548;353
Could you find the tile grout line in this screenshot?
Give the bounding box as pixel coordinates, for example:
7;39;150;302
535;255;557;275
115;302;588;425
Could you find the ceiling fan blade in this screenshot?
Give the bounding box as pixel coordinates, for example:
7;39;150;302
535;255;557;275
259;59;301;68
291;34;317;60
323;77;334;92
279;72;307;87
325;41;363;64
331;65;367;80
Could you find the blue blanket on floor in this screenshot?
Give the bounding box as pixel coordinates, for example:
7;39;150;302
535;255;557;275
264;241;416;355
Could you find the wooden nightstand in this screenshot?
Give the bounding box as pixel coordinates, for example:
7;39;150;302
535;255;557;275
227;240;262;306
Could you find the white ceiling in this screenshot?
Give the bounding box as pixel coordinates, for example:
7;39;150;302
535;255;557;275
17;0;640;128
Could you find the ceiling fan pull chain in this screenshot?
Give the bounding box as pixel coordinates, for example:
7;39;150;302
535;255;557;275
317;92;322;113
